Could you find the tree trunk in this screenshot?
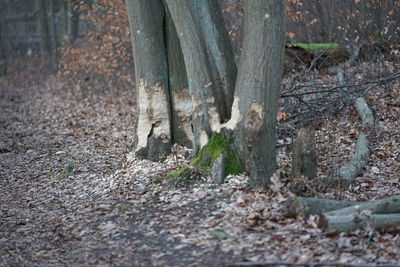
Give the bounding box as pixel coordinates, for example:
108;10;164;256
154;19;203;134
47;0;58;67
162;2;192;148
35;0;51;57
125;0;172;161
0;18;6;76
233;0;285;188
165;0;237;151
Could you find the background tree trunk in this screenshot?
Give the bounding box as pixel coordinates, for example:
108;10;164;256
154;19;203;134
0;17;6;76
125;0;172;161
67;0;80;44
47;0;58;67
233;0;285;188
165;0;237;151
35;0;51;57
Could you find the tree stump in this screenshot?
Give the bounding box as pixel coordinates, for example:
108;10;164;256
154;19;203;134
291;128;317;181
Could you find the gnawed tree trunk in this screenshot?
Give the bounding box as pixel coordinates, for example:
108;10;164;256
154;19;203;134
126;0;172;161
165;0;237;150
319;214;400;234
163;3;192;148
233;0;285;188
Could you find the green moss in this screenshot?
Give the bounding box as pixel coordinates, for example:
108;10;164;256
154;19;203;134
118;203;132;212
293;42;340;51
191;133;244;176
60;162;75;179
166;167;190;179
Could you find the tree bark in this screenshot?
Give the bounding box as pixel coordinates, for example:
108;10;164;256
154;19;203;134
126;0;172;161
165;0;237;151
233;0;285;188
319;214;400;234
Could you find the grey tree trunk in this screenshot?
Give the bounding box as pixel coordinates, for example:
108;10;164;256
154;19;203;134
47;0;58;66
233;0;285;188
35;0;51;57
164;0;237;151
125;0;172;161
0;18;6;76
163;3;192;148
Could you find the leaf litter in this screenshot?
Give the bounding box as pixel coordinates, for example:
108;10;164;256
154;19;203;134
1;61;400;266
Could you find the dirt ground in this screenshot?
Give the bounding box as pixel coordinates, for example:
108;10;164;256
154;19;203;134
1;62;400;266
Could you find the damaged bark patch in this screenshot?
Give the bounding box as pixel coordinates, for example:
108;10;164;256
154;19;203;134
222;95;242;130
172;87;195;145
136;78;171;151
244;101;264;131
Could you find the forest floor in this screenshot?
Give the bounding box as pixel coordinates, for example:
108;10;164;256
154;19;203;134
0;59;399;266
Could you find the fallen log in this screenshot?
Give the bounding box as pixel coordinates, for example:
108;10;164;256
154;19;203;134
337;131;370;183
319;214;400;233
325;194;400;216
282;197;358;218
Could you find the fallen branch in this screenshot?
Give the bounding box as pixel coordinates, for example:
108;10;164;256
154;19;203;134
282;197;358;218
336;131;370;183
319;214;400;234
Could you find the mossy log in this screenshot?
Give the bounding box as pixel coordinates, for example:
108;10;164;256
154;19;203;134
282;197;358;218
319;214;400;233
325;194;400;216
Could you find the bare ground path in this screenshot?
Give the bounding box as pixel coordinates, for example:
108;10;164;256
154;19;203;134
1;68;400;266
